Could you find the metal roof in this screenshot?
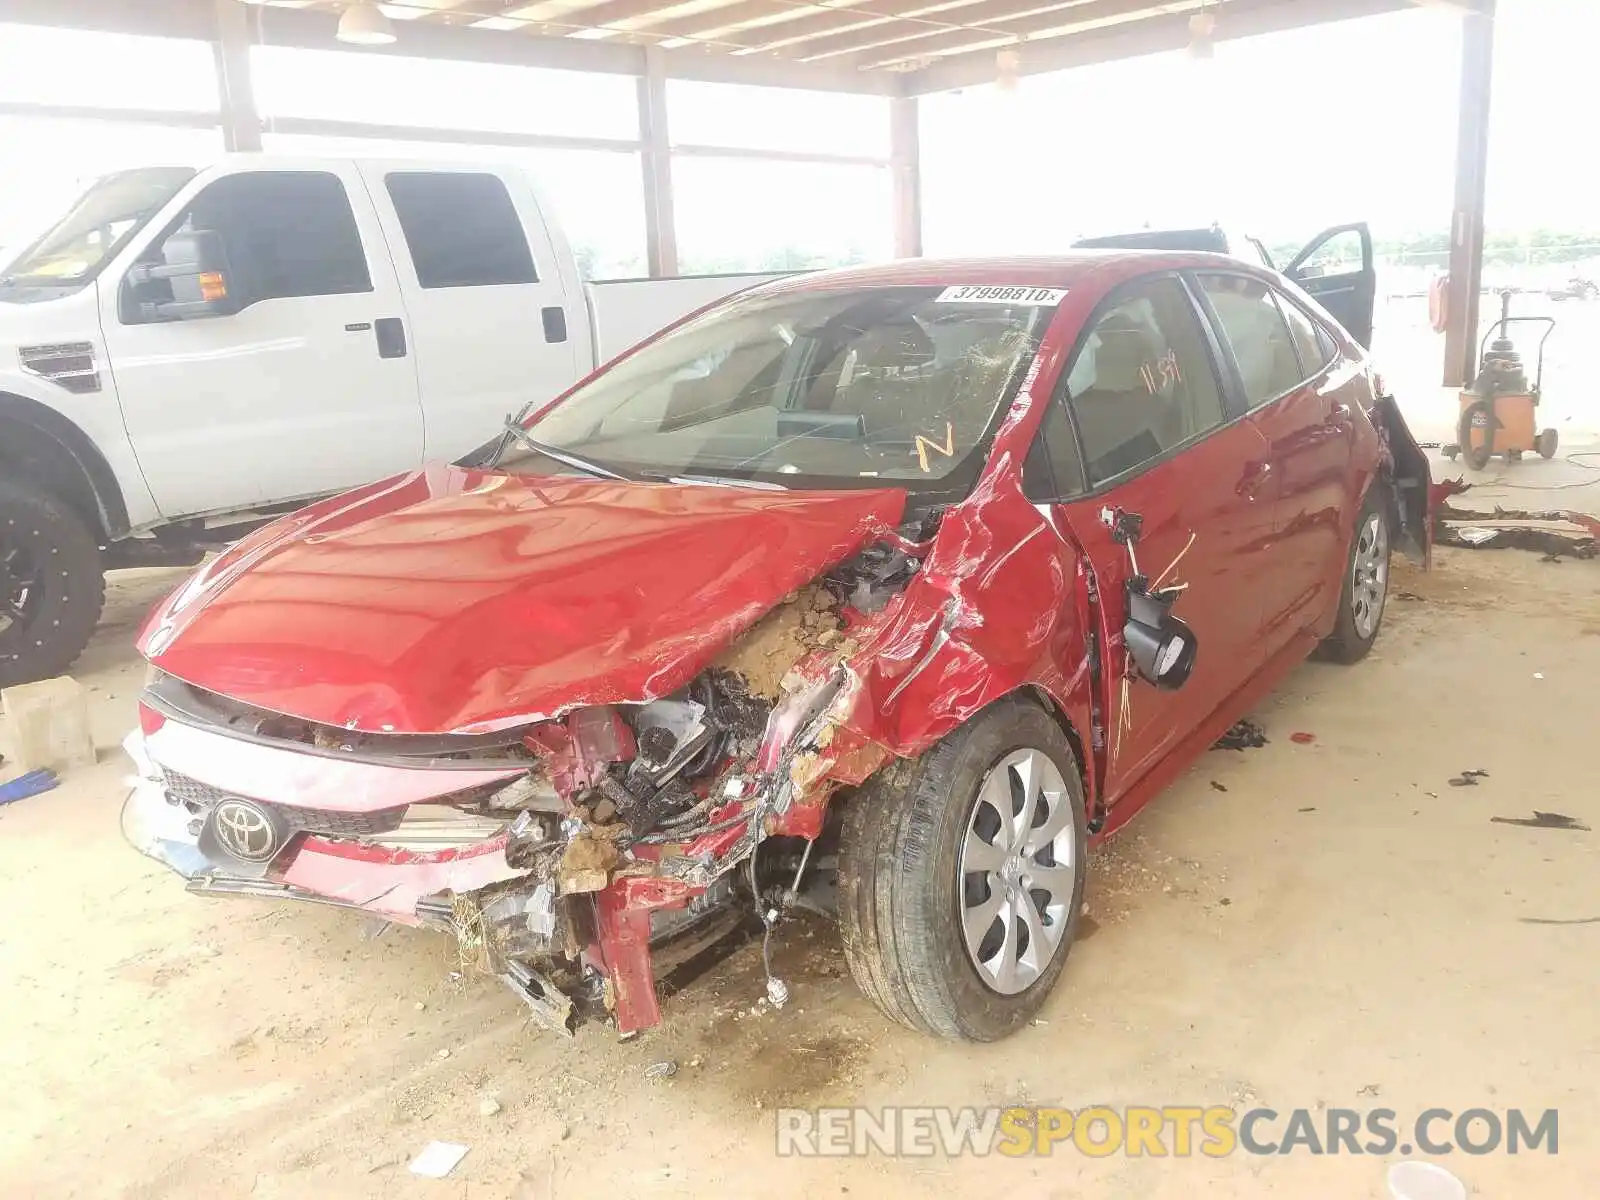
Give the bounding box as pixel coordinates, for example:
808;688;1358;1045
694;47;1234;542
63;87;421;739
6;0;1477;94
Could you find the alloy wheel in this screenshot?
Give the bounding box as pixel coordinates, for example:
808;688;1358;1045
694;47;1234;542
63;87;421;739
0;539;43;639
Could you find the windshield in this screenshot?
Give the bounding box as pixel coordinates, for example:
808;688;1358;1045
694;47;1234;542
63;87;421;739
505;286;1057;493
1;166;196;287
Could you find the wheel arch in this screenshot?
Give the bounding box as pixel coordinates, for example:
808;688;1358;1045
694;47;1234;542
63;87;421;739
1014;683;1095;816
0;392;130;540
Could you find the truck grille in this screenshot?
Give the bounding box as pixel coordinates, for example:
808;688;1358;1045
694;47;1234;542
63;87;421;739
160;769;406;838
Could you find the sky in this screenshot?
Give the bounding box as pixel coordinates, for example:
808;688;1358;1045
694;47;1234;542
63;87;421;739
0;0;1595;272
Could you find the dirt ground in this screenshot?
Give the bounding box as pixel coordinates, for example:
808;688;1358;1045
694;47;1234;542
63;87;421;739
1;471;1596;1198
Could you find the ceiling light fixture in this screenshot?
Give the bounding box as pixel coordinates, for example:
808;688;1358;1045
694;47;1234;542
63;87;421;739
996;46;1022;92
338;3;397;46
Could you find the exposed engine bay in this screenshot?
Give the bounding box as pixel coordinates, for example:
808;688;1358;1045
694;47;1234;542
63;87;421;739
124;534;927;1036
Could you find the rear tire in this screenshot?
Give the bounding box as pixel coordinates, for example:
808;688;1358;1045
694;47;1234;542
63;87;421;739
1318;487;1391;665
0;478;106;687
837;695;1088;1042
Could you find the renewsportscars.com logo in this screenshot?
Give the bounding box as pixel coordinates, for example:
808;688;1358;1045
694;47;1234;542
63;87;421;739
775;1106;1559;1158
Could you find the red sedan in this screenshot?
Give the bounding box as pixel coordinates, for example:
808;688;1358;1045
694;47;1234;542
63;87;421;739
124;248;1431;1042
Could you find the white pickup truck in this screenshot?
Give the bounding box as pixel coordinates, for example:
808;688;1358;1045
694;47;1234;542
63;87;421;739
0;156;781;685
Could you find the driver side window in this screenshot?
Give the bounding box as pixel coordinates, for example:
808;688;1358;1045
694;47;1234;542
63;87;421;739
124;171;371;323
1066;277;1226;485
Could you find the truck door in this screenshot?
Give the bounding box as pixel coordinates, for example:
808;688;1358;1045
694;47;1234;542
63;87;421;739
100;162;424;518
1283;222;1376;348
357;164;584;463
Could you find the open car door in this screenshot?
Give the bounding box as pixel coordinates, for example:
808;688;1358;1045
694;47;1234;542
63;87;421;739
1285;222;1376;349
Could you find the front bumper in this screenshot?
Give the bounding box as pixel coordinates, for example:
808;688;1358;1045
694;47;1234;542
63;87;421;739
120;730;526;924
121;714;769;1035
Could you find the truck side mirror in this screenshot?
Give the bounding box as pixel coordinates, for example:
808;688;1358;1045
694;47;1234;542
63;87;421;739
125;229;236;321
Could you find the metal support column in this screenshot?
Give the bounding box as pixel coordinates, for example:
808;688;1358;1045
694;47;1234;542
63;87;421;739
890;95;922;259
638;46;679;278
1442;4;1495;388
211;0;262;152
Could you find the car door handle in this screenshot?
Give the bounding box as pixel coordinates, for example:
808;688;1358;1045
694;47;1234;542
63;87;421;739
1237;460;1272;500
374;317;407;359
542;306;567;344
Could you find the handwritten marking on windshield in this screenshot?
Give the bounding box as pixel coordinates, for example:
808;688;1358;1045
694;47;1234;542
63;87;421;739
914;422;956;473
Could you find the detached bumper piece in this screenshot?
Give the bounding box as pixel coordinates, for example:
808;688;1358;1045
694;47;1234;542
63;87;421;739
500;961;578;1037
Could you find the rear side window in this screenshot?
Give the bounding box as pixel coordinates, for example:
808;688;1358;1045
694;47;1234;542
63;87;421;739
1064;276;1226;485
385;172;537;288
1198;274;1301;408
1275;291;1332;377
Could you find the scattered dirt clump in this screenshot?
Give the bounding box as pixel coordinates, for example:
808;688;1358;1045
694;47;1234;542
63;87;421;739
557;830;620;894
713;585;846;700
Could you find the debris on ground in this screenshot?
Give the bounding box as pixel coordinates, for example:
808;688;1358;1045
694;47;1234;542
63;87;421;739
408;1142;469;1179
1212;719;1267;751
1387;1159;1466;1200
1436;502;1599;559
1210;781;1228;793
1447;769;1490;788
1289;731;1316;745
1491;811;1591;832
477;1093;502;1117
1517;915;1600;926
644;1060;678;1080
0;769;60;806
1298;807;1316;813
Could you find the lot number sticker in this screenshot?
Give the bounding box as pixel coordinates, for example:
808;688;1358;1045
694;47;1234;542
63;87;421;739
936;285;1067;305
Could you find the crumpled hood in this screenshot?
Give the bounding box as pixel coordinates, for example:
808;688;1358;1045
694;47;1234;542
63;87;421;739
139;465;905;734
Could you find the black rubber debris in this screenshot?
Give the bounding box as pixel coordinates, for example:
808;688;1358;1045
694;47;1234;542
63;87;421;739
1210;781;1228;793
1448;769;1491;787
1212;719;1267;751
1491;811;1591;832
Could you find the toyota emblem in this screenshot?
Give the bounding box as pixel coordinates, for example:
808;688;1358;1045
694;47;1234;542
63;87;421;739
211;798;282;863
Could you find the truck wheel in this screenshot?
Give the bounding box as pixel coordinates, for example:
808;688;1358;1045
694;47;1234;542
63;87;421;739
1318;487;1391;665
1537;428;1559;460
838;695;1087;1042
0;478;106;687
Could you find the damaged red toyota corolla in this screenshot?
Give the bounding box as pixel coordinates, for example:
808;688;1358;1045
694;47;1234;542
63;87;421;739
123;252;1433;1041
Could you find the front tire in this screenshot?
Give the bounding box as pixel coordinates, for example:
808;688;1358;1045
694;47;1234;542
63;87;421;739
1318;488;1391;665
0;479;106;687
838;695;1088;1041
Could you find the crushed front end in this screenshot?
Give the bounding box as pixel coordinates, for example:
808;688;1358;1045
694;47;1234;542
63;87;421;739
122;549;920;1036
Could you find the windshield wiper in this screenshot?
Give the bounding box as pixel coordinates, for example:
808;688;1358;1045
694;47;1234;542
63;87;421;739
497;418;630;481
664;473;787;491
